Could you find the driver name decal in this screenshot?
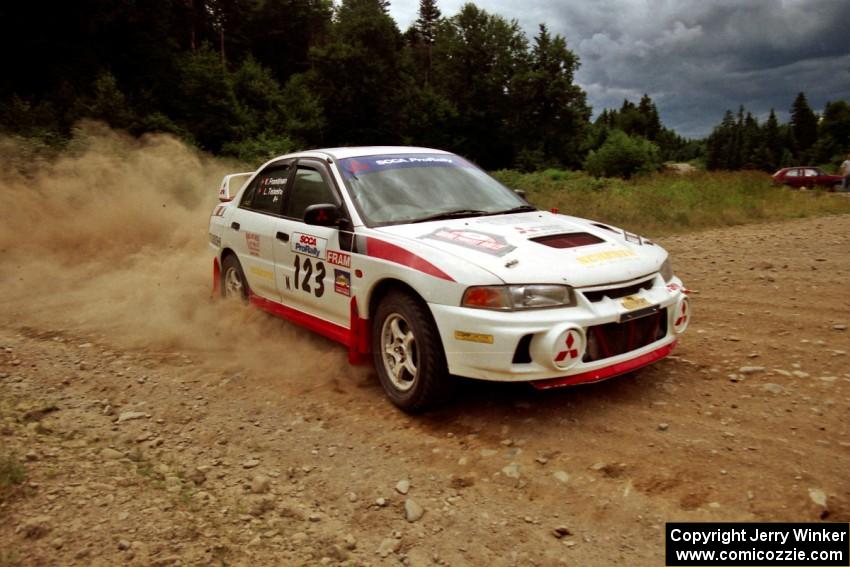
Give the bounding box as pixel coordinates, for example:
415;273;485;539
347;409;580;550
292;232;327;259
423;228;516;256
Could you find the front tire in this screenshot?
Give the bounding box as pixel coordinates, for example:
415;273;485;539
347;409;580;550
221;254;248;302
372;291;450;412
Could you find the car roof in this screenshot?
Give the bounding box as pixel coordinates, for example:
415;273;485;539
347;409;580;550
277;146;453;162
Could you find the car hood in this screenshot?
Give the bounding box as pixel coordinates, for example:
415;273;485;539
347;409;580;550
372;211;667;287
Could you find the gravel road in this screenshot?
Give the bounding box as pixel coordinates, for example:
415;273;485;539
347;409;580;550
2;214;849;566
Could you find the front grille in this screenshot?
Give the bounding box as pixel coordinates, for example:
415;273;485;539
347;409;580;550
583;309;667;362
582;279;654;303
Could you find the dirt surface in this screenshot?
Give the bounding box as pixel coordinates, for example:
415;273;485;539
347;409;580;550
1;131;849;566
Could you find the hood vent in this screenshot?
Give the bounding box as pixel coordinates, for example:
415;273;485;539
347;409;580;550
530;232;605;249
591;222;618;233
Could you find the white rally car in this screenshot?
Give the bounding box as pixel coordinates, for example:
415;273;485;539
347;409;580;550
209;147;690;412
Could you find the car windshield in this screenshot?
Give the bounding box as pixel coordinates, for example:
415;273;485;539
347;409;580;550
337;153;530;226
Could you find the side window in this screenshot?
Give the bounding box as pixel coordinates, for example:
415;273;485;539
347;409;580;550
282;164;338;220
803;168;818;177
786;169;800;177
240;165;291;214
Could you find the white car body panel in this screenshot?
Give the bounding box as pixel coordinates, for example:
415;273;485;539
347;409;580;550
372;211;666;287
209;146;690;388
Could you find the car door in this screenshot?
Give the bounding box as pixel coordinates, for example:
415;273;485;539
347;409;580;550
227;160;294;301
802;168;818;187
784;168;802;188
273;159;353;327
811;168;829;188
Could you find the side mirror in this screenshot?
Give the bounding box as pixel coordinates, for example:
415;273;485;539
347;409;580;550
514;189;527;200
304;203;340;227
218;172;253;202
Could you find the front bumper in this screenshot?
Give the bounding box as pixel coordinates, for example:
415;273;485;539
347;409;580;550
429;275;688;385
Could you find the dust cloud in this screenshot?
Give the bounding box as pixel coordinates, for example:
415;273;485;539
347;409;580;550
0;122;356;384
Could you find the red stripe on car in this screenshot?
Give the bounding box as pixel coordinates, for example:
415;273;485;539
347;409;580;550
366;237;454;282
531;341;677;390
248;294;372;366
250;293;350;345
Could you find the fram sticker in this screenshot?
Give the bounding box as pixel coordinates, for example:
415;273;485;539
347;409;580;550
245;232;261;256
424;228;516;256
334;269;351;296
291;232;327;259
209;233;221;247
326;250;351;268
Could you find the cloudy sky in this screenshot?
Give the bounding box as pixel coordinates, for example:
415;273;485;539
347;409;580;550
389;0;850;139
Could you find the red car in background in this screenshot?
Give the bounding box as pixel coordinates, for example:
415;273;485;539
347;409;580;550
772;167;843;190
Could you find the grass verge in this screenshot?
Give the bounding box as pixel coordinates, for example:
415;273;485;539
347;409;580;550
493;169;850;237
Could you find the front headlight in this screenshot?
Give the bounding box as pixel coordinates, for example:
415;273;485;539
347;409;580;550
660;258;673;282
462;285;576;310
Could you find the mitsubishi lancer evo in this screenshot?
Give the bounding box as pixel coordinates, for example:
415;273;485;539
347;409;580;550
209;147;690;412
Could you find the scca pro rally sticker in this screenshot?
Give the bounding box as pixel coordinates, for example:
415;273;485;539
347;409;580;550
424;228;515;256
339;154;473;179
292;232;327;259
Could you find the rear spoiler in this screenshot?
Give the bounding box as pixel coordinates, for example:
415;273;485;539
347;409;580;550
218;172;253;202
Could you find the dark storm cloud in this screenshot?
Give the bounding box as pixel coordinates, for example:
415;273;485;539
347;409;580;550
390;0;850;138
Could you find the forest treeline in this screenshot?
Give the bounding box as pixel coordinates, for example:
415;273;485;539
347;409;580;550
1;0;847;174
706;93;850;172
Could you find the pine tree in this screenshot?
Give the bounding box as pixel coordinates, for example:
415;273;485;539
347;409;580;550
740;111;761;169
429;4;529;167
790;92;818;158
415;0;441;44
414;0;441;85
813;100;850;164
706;110;736;170
308;0;405;145
509;24;590;169
637;94;661;141
762;109;782;171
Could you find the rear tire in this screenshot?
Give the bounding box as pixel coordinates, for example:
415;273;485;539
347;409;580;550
221;254;248;302
372;290;450;412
